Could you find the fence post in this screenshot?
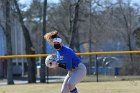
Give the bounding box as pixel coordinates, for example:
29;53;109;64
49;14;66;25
95;55;99;82
46;67;49;83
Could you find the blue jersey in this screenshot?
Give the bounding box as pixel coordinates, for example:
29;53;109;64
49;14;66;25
56;46;81;70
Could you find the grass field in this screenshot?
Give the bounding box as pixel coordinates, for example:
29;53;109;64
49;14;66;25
0;80;140;93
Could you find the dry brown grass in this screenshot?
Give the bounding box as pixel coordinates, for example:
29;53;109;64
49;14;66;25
0;80;140;93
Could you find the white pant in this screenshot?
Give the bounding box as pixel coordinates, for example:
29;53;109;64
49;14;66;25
61;63;87;93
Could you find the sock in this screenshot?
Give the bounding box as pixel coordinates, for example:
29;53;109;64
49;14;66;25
70;88;78;93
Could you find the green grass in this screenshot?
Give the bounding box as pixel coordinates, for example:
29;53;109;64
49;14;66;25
0;81;140;93
83;75;140;82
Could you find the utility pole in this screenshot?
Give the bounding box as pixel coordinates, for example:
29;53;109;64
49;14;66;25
88;0;92;74
40;0;47;83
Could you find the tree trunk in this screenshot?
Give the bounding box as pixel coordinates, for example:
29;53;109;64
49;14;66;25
14;0;36;83
69;0;81;52
75;29;80;52
5;0;14;84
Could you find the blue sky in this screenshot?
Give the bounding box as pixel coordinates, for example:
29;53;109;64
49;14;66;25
19;0;59;5
19;0;59;11
19;0;140;8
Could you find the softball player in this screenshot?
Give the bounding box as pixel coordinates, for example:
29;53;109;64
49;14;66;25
44;31;87;93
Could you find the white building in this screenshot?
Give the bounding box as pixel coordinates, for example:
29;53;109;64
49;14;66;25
0;1;27;77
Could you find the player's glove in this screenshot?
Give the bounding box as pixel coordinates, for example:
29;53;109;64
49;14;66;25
58;63;66;69
45;55;58;68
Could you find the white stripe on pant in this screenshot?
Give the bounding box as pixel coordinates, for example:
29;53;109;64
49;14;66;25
61;63;87;93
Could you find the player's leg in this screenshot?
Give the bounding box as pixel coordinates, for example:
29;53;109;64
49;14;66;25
61;74;70;93
67;63;87;93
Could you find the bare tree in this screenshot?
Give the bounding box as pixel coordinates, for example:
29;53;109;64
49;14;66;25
69;0;81;52
47;0;82;52
114;0;138;74
14;0;36;83
5;0;14;84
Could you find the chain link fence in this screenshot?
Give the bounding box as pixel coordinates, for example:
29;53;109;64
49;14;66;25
0;51;140;84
